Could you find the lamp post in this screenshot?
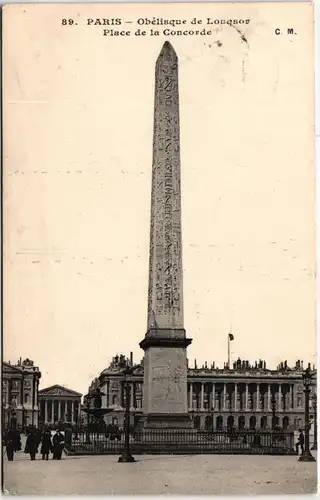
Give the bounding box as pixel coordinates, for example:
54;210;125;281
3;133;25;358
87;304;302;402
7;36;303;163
118;363;135;463
299;368;316;462
311;393;317;451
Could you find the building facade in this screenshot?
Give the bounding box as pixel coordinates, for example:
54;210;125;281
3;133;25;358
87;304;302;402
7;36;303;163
38;385;82;427
86;354;317;432
2;358;42;429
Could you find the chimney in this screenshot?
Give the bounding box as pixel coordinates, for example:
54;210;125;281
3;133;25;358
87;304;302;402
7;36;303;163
130;352;133;365
301;361;304;370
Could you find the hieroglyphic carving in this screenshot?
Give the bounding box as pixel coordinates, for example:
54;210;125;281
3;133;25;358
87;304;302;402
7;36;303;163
147;42;183;330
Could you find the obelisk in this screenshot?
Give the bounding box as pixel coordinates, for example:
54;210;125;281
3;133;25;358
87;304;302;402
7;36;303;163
139;42;193;428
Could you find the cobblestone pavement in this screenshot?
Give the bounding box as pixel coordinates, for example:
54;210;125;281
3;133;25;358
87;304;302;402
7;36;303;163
3;448;317;495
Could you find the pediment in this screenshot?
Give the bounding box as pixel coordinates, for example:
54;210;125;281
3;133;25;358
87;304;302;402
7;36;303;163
39;384;82;397
2;362;23;375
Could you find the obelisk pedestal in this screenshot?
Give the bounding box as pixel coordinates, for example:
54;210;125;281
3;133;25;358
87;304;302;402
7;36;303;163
139;42;193;429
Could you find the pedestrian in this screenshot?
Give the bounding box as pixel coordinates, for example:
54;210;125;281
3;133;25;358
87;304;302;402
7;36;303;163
25;429;38;460
35;428;42;450
12;428;21;452
295;428;305;455
5;430;15;461
40;428;52;461
52;430;65;460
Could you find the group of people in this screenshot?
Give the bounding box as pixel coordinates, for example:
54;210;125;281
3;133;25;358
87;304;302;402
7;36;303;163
5;427;65;462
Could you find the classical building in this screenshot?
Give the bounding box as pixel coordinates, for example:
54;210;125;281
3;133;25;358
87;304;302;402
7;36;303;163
86;354;317;432
2;358;42;429
38;385;82;426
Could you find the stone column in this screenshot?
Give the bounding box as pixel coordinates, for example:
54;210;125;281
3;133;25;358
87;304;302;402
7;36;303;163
289;384;293;410
267;385;271;411
292;384;297;410
245;383;249;410
45;400;48;423
234;384;238;411
71;401;74;423
58;401;61;421
130;383;134;408
133;382;136;409
189;383;193;409
211;383;215;410
278;385;282;411
201;383;204;410
256;384;260;411
223;384;227;411
106;381;110;407
121;383;124;407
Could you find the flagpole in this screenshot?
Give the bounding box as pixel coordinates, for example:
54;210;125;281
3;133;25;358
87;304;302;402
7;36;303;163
228;324;233;368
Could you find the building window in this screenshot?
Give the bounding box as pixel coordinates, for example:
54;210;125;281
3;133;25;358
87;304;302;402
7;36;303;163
24;394;29;404
112;395;117;405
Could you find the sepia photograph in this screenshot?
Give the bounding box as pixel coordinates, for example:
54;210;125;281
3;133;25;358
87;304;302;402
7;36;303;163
2;1;317;495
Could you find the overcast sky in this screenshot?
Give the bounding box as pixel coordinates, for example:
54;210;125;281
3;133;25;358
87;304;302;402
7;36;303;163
3;3;316;395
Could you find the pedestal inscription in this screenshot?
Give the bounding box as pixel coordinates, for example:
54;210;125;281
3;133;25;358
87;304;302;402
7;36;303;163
143;347;188;415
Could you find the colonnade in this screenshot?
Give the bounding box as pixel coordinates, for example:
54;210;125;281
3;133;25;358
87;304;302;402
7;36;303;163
42;399;80;424
188;382;296;412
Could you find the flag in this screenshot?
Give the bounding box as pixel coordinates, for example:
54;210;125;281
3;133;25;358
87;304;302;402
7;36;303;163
228;333;234;341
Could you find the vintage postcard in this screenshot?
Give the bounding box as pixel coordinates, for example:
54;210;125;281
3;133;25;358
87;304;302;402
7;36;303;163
2;2;317;495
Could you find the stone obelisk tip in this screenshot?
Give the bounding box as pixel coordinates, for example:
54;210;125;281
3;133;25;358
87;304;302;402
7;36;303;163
158;41;177;61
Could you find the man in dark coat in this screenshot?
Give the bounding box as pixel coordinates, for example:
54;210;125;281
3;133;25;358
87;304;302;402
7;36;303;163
5;430;15;461
35;428;42;449
52;430;64;460
12;429;22;452
295;429;305;455
40;429;52;460
25;429;38;460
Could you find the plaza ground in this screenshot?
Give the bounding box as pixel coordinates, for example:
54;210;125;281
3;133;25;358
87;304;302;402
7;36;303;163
3;447;317;495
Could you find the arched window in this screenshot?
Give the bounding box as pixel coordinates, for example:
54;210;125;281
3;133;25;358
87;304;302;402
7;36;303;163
249;415;256;429
283;416;289;430
227;416;235;430
260;416;267;429
194;416;201;429
238;416;245;430
112;395;117;405
205;415;213;430
216;415;223;430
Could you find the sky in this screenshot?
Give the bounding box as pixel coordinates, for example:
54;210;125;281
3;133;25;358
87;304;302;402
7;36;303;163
3;2;316;395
